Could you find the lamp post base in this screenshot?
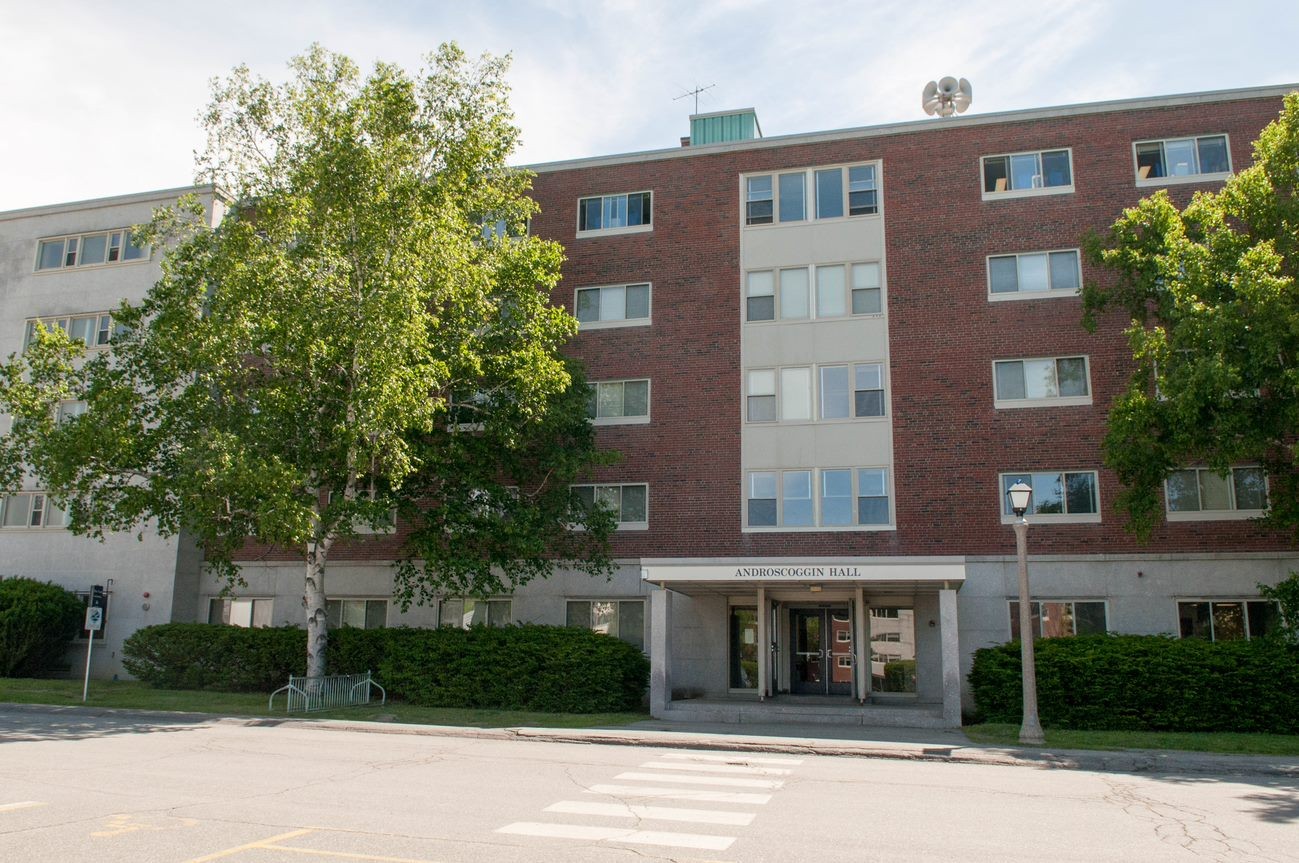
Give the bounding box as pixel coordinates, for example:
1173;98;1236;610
1018;718;1045;746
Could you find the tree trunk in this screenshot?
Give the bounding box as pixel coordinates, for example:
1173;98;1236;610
304;538;332;678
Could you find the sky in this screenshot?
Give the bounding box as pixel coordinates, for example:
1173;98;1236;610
2;0;1297;212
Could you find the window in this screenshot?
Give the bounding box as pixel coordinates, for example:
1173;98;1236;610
1178;599;1280;641
25;313;115;350
1009;600;1107;640
587;379;650;424
327;491;396;534
1000;471;1100;522
567;599;645;650
729;606;759;689
752;362;886;423
326;599;388;629
0;492;69;529
439;597;512;628
571;483;648;529
743;163;879;227
56;400;87;423
575;283;650;328
745;176;773;225
981;149;1073;197
745;262;884;323
1135;135;1230;183
745;467;892;529
1165;467;1267;519
869;607;915;693
577;191;652;234
208;597;273;627
988;251;1081;298
993;356;1090;407
35;229;148;271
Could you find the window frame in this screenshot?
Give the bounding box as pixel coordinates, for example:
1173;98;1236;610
744;261;886;324
1176;598;1281;641
25;312;116;351
743;466;894;531
986;249;1082;301
0;491;70;529
587;378;651;426
570;483;649;530
438;596;513;629
747;362;889;425
576;191;653;237
992;355;1092;408
1164;466;1268;521
980;148;1075;200
34;229;150;272
998;470;1102;524
574;282;652;330
566;598;646;651
207;596;274;628
741;161;882;229
1008;599;1109;640
1133;135;1232;186
325;597;389;630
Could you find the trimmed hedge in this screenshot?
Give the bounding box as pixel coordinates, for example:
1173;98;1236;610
0;577;85;678
123;623;649;713
970;634;1299;733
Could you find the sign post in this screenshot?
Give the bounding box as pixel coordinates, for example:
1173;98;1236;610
82;585;105;703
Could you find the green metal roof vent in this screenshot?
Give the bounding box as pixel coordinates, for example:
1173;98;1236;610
689;109;762;146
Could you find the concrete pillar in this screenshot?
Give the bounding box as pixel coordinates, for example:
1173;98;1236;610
756;587;768;700
854;585;868;703
939;587;961;728
649;587;673;718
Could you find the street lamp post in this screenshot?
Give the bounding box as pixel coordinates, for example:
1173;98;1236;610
1007;480;1045;746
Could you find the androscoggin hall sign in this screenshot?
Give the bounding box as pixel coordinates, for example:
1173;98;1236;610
640;560;967;585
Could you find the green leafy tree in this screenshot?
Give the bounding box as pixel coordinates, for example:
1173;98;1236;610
0;45;614;678
1083;92;1299;537
1258;573;1299;642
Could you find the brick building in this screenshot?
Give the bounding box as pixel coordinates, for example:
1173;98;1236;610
2;85;1295;724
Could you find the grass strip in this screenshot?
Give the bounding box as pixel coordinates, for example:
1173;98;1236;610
964;723;1299;756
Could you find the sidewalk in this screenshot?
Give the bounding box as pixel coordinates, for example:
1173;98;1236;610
5;701;1298;779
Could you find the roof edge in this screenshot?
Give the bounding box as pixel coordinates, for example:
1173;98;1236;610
0;183;229;222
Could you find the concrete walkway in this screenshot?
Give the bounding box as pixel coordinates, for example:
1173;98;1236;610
5;701;1297;780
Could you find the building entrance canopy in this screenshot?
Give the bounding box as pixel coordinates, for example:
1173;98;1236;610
640;558;966;594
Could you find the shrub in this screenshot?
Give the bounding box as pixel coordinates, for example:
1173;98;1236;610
0;577;85;678
123;622;649;712
969;634;1299;733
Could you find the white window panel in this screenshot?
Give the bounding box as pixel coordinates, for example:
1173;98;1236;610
815;265;847;318
780;268;810;320
747;369;776;422
780;367;812;421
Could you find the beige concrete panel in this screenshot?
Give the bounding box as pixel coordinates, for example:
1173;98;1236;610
741;219;885;270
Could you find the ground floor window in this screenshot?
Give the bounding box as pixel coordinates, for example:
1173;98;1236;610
1178;599;1280;641
729;606;758;689
439;597;512;628
869;607;916;693
327;598;387;629
208;597;273;628
567;599;645;650
1009;600;1107;640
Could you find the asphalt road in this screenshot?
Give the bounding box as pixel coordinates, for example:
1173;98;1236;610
1;706;1297;862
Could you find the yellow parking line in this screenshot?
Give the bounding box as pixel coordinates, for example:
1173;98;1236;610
0;801;46;813
183;828;313;862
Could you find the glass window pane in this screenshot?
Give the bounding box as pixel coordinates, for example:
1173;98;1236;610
603;195;627;228
780;268;809;319
995;361;1026;400
871;608;916;692
1167;470;1200;511
1031;472;1065;514
989;256;1018;293
1197;136;1229;174
1179;601;1211;638
749;497;777;525
747;271;775;321
815;168;843;218
1074;602;1107;634
122;232;148;260
778;172;805;222
821;470;852;525
2;495;30;527
597;382;623;417
1017;254;1049;292
1056;357;1088;396
1040;602;1073;638
747;175;772;198
619;601;644;649
983;157;1008;192
575;289;600;322
1136;142;1165;179
748;395;776;422
783;470;813;526
748;369;775;396
1233;468;1267;510
1198;471;1231;510
1065;473;1098;514
79;234;108;265
1164;138;1197;175
1212;602;1246;640
1246;601;1280;639
488;599;511;627
591;601;617;636
858;468;886;497
211;598;231;625
851;263;881;314
1041;150;1071;186
599;285;626;321
566;601;591;629
1049;251;1080;291
625;284;650;319
229;600;254;628
816;265;846;317
580;198;600;231
1022;359;1058;399
751;472;777;499
621;485;647;522
848;165;877;215
38;240;64;270
342;599;367;628
366;600;387;629
730;607;759;689
1011;153;1040;189
820;366;850;419
623;380;648;417
780;368;811;421
69;316;95;346
1001;473;1031;514
746;176;773;225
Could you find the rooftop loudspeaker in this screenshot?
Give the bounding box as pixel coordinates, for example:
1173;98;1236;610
923;77;972;117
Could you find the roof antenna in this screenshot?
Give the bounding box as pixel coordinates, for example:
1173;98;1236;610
674;84;716;115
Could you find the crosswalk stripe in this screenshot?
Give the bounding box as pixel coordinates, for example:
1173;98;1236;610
660;752;804;766
497;822;734;851
0;802;45;813
544;800;756;826
615;771;783;789
586;784;772;805
639;761;792;776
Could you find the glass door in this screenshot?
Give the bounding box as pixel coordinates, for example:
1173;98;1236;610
790;607;853;696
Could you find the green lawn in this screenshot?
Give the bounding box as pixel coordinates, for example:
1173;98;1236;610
964;723;1299;756
0;677;648;729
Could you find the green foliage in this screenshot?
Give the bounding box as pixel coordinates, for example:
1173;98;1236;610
970;634;1299;733
1082;92;1299;537
0;577;84;678
1259;571;1299;642
121;623;649;713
